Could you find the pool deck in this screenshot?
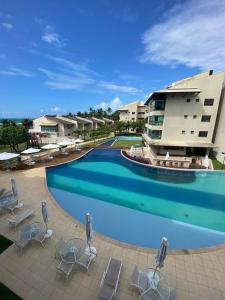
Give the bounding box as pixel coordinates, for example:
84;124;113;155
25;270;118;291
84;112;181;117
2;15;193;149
1;160;225;299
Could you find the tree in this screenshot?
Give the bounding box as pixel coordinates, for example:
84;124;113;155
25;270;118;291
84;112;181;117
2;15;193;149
111;110;120;121
0;124;29;152
107;107;112;115
115;121;126;133
22;118;33;129
1;119;16;127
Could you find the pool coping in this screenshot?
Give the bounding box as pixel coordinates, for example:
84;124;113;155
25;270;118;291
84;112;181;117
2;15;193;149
44;148;225;255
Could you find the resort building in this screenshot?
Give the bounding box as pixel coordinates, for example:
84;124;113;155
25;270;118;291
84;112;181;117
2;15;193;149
30;115;114;137
118;101;148;122
144;70;225;162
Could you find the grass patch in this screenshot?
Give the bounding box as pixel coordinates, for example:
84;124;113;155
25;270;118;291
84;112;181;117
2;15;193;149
0;235;21;299
0;142;27;153
112;140;143;147
212;159;225;170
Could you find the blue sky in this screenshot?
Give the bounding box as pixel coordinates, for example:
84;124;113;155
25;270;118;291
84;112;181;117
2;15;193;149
0;0;224;118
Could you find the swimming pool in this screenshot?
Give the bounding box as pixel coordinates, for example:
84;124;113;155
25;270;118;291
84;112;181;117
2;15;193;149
116;135;142;141
46;149;225;250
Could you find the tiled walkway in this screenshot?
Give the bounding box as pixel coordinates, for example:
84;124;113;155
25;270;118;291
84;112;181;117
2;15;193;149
0;162;225;299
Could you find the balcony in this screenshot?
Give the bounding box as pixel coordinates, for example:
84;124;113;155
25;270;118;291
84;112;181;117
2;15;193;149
149;115;164;126
148;129;162;139
150;99;166;112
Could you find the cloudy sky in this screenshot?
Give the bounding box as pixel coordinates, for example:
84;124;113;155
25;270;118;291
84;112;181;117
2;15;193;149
0;0;224;117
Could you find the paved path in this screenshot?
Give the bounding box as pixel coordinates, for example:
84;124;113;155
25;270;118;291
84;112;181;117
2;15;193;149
0;160;225;299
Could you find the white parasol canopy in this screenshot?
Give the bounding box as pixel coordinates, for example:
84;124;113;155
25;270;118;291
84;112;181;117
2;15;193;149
41;144;59;150
165;152;170;160
57;141;74;147
73;139;84;143
21;147;41;154
0;152;20;161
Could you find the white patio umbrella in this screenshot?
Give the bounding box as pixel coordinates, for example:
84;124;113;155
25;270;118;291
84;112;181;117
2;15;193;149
57;141;74;147
147;237;168;291
41;200;53;238
21;147;41;155
41;144;59;150
0;152;20;160
74;138;84;143
85;213;97;256
165;152;170;160
204;155;209;169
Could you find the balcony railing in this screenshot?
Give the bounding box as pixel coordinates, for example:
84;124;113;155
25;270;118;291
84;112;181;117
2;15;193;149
150;99;166;112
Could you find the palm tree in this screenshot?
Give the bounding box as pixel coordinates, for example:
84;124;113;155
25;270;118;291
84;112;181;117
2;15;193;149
22;118;33;129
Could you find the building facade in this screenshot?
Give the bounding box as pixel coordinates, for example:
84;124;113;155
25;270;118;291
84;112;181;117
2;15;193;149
144;71;225;162
30;115;114;137
118;101;148;122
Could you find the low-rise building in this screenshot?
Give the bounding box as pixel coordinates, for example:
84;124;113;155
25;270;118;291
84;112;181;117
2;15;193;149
118;101;148;122
144;70;225;162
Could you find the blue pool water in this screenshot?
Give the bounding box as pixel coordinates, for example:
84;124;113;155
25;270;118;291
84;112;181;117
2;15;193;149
46;149;225;249
116;135;142;141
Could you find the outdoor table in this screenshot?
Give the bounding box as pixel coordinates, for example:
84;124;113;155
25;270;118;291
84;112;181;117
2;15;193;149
138;268;170;300
21;222;44;240
60;238;86;264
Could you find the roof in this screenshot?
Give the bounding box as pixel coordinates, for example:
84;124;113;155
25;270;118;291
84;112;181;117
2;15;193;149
40;122;58;126
91;117;105;123
74;116;93;123
55;116;77;125
143;135;215;148
103;117;114;123
145;87;201;105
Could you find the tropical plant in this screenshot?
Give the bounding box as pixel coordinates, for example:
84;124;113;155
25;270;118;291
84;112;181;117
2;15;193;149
0;124;29;152
22;118;33;129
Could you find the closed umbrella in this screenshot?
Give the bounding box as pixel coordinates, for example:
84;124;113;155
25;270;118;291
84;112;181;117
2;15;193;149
86;213;93;248
165;152;170;160
11;178;18;199
148;237;168;291
41;200;53;238
41;200;48;233
204;155;209;169
85;213;97;256
21;148;41;154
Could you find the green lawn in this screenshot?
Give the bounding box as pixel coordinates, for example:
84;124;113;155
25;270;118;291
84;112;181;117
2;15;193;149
212;159;225;170
0;143;27;153
0;235;22;300
112;140;143;147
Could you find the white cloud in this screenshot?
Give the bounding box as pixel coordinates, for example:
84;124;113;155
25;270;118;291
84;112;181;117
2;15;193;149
1;22;13;29
41;25;64;47
39;68;95;90
95;97;123;111
98;81;142;94
51;106;61;112
0;67;33;77
141;0;225;70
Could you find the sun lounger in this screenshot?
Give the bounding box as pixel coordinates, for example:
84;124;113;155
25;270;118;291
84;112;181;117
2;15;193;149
76;248;97;272
32;230;47;247
57;260;75;280
8;208;34;229
98;258;123;300
13;230;31;252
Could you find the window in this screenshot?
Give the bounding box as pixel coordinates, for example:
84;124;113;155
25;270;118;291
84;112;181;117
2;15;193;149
204;98;214;106
149;115;164;125
182;130;185;134
196;99;199;102
191;131;194;134
41;125;58;133
199;131;208;137
164;146;185;151
148;129;162;139
150;99;166;111
186;99;190;102
184;115;188;119
201;115;211;122
193;115;197;119
132;112;135;114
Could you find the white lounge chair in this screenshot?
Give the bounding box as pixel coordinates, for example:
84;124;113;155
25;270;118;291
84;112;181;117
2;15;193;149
8;208;34;229
98;257;123;300
55;237;67;260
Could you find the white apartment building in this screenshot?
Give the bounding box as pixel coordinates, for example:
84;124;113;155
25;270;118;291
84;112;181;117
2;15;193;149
118;101;148;122
30;115;114;137
144;71;225;162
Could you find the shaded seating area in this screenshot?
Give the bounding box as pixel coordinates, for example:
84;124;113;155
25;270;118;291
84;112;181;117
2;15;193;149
98;257;123;300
